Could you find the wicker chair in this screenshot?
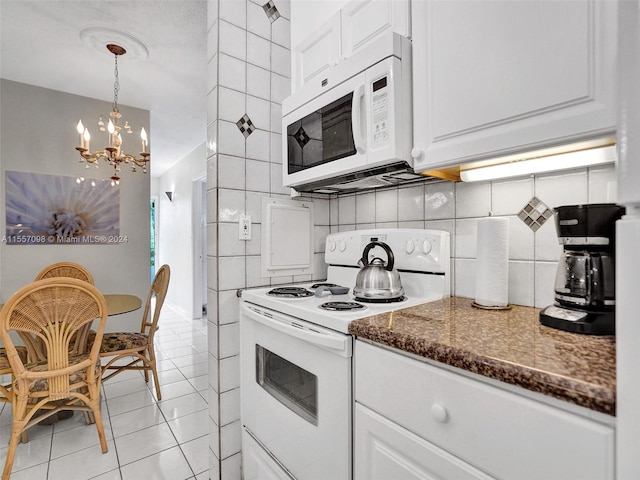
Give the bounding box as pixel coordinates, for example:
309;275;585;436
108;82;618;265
0;278;109;478
89;264;170;400
0;347;27;404
34;261;94;285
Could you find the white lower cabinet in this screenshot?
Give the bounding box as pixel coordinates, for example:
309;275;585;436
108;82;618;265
355;403;492;480
354;341;615;480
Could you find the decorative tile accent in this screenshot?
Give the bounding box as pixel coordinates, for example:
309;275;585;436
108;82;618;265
293;126;309;149
262;1;281;23
517;196;554;232
236;114;255;138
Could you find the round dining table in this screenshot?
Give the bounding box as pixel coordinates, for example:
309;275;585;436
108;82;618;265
103;294;143;316
0;294;142;317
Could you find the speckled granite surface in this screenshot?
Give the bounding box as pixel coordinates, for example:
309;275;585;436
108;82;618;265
348;297;616;416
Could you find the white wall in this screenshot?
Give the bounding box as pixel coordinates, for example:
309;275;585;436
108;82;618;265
0;79;151;332
157;143;207;317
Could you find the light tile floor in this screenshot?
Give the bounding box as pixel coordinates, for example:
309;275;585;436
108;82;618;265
0;305;209;480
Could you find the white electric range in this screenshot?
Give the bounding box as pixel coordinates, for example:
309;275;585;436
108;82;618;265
240;229;450;480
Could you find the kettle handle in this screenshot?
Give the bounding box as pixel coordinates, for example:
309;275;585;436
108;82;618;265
361;241;395;271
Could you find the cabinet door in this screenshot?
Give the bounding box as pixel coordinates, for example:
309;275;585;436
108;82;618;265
355;341;615;480
341;0;410;58
355;403;494;480
411;0;617;171
293;12;341;92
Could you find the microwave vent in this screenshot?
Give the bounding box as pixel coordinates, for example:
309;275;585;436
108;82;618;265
291;162;439;194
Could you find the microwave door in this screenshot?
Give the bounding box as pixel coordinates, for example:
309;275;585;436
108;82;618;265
283;72;368;188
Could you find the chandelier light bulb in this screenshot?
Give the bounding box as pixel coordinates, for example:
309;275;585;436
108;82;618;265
83;129;91;152
141;128;148;153
77;120;85;148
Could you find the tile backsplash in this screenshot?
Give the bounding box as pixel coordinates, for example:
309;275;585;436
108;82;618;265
327;165;617;309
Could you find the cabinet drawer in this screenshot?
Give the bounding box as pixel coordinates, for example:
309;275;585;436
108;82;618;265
355;403;493;480
355;341;614;480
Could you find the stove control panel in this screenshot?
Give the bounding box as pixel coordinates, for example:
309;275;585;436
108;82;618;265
325;229;450;273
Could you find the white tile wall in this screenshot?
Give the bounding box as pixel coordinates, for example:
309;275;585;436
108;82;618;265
247;33;271;70
329;165;617;309
207;2;322;477
219;20;247;61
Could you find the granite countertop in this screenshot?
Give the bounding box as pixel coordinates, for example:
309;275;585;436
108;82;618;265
348;297;616;416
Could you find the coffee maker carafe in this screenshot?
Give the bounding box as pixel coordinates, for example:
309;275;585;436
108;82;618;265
540;203;625;335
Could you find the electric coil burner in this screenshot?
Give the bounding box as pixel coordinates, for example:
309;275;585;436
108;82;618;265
355;295;406;304
320;301;366;311
310;283;340;289
267;287;313;298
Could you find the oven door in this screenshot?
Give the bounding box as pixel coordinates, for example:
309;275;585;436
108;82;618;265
240;302;353;480
283;70;368;188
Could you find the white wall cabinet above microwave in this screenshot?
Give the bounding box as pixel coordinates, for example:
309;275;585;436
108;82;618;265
292;0;410;92
411;0;617;172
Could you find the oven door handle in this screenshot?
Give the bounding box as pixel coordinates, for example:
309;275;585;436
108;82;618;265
352;84;366;154
242;304;351;356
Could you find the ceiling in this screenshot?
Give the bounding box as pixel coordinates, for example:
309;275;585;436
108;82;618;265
0;0;208;177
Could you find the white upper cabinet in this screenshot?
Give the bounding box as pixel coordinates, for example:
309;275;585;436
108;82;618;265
341;0;411;57
293;12;342;92
292;0;410;92
411;0;617;171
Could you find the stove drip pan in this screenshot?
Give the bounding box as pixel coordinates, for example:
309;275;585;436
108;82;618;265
320;301;366;311
267;287;313;298
310;282;340;289
355;296;406;304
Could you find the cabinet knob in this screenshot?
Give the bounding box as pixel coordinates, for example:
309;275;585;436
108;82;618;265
411;147;423;160
431;403;449;423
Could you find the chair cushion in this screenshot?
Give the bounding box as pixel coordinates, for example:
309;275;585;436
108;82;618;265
96;332;149;353
22;354;100;393
0;347;28;373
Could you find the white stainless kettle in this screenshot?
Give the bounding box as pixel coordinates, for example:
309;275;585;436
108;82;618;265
353;241;404;301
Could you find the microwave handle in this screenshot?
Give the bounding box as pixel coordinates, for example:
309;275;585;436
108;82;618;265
352;84;365;154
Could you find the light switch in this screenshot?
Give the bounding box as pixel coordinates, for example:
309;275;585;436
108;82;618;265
239;214;251;240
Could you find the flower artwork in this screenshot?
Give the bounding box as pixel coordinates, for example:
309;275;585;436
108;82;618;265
5;171;120;245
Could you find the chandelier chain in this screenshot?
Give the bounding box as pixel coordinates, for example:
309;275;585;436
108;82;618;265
113;55;120;114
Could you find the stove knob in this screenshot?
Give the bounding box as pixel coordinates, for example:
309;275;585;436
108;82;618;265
339;240;347;252
328;239;336;252
405;240;415;254
422;240;432;255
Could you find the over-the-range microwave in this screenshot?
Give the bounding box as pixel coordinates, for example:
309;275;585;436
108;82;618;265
282;32;422;194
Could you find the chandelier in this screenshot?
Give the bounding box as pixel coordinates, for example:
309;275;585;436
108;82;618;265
75;44;149;185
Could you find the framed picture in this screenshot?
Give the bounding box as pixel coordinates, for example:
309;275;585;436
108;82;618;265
4;171;120;245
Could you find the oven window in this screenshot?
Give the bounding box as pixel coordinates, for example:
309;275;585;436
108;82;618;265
256;344;318;425
286;92;356;174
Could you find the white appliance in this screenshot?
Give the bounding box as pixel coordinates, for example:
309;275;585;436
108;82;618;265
281;32;419;194
240;229;450;479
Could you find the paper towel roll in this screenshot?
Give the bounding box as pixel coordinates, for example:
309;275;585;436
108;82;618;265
474;217;509;307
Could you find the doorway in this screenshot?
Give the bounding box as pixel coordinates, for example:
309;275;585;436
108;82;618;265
192;176;207;318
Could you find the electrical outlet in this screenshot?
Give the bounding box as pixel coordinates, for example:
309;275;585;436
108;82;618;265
239;214;251;240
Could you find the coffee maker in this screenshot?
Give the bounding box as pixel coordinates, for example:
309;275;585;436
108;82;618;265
540;203;625;335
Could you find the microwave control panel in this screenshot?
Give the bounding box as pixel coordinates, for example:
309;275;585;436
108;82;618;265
371;76;389;147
